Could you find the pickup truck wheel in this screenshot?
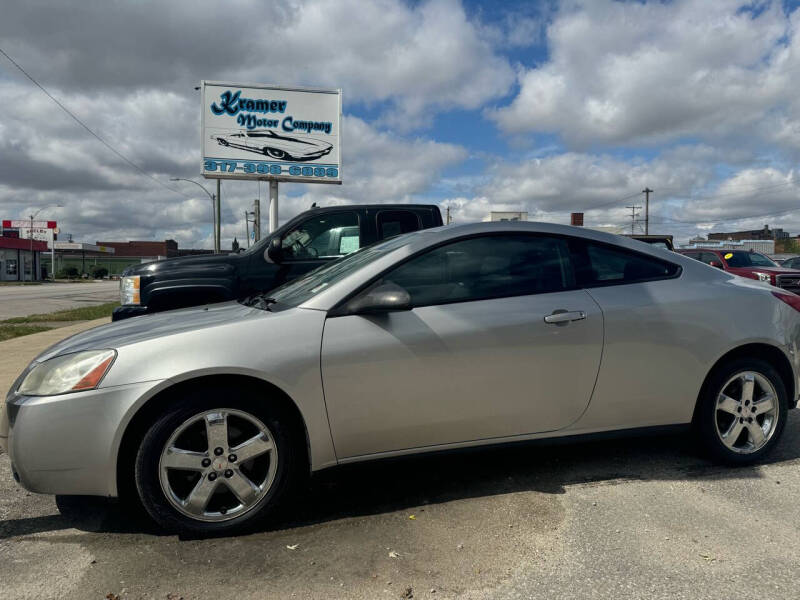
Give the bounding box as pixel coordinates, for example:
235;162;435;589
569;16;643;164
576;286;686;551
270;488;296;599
134;391;297;535
695;357;787;465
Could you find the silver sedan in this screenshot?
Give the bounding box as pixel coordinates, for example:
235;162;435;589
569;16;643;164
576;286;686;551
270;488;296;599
3;222;799;535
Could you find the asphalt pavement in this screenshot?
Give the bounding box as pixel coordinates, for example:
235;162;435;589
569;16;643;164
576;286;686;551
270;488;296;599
1;323;800;599
2;420;799;599
0;281;119;319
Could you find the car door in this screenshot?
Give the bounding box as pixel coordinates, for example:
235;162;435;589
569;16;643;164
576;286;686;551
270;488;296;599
567;239;692;429
321;233;604;459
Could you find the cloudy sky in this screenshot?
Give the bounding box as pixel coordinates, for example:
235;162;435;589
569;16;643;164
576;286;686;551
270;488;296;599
1;0;800;248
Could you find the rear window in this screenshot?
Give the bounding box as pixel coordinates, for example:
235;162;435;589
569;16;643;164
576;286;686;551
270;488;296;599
575;242;679;286
724;251;777;268
377;210;421;239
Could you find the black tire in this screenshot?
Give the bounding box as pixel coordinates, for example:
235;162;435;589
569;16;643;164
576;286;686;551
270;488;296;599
134;388;299;536
695;357;788;465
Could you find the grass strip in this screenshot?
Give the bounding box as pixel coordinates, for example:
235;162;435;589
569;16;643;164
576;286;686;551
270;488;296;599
1;302;119;324
0;324;53;342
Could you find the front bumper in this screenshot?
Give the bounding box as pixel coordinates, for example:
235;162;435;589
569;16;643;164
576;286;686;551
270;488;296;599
3;380;162;497
112;305;149;321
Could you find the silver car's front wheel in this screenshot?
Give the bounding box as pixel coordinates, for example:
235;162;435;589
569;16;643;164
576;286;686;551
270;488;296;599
158;409;278;522
135;391;299;535
697;357;787;465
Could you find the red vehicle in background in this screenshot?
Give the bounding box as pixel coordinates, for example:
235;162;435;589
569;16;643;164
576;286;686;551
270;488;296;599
679;248;800;294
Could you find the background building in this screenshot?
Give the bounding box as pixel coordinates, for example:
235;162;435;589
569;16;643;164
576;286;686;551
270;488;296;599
708;224;789;241
679;239;776;254
483;211;528;222
0;237;48;281
96;239;179;259
53;239;214;277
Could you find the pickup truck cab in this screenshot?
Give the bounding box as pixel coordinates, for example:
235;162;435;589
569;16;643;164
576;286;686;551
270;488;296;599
114;204;443;321
678;248;800;294
625;234;674;251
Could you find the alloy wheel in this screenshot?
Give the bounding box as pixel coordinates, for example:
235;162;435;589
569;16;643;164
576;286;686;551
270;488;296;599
158;408;278;522
714;371;779;454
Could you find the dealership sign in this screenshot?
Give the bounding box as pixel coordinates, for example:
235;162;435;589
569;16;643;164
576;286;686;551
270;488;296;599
201;81;341;184
19;227;55;247
3;220;57;229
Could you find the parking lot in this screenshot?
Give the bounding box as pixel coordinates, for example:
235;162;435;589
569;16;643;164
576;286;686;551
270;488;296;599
2;404;799;599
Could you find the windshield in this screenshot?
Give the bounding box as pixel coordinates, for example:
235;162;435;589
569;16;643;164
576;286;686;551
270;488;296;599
260;232;420;308
724;251;778;268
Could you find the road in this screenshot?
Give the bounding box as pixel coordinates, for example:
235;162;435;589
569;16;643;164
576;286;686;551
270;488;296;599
0;281;119;319
2;418;800;600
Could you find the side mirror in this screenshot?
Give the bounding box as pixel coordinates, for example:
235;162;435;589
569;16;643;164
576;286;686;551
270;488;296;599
708;261;723;269
344;282;411;315
266;237;283;263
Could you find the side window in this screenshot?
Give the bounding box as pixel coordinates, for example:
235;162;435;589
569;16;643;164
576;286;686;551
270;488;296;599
281;212;360;260
576;242;679;286
380;234;573;307
700;252;720;265
376;210;421;239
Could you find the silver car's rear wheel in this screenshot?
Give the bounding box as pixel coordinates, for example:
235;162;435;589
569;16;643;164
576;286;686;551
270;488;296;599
714;372;779;454
158;409;278;522
696;357;787;465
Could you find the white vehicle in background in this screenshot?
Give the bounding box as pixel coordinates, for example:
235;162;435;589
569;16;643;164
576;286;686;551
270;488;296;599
212;130;333;161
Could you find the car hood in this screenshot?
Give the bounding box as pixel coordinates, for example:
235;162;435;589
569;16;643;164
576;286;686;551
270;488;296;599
34;301;266;363
729;266;800;274
122;252;243;277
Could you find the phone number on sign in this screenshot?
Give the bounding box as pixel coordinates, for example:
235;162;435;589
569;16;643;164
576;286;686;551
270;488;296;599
203;160;339;178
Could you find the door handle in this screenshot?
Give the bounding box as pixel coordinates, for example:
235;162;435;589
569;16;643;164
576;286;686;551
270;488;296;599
544;310;586;324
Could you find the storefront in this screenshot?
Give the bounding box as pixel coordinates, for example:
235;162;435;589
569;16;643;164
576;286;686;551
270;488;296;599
0;237;48;281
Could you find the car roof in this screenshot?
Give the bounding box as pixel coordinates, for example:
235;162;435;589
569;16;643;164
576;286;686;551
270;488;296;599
300;221;686;311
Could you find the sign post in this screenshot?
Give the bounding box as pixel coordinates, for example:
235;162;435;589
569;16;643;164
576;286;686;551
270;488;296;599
200;81;341;234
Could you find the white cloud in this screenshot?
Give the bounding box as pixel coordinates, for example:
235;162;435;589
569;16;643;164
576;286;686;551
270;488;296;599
0;0;513;127
488;0;800;149
0;83;467;248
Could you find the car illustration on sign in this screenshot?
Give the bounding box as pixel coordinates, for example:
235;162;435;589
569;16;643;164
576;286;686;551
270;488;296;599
211;130;333;162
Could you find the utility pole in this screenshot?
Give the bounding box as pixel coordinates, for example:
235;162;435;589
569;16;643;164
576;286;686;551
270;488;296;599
170;178;219;253
216;179;221;253
626;205;642;235
253;199;261;242
244;210;251;248
29;213;33;281
446;206;451;224
269;180;278;233
642;187;653;235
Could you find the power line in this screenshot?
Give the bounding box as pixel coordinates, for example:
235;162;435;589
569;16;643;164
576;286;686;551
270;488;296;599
626;205;641;235
0;46;191;199
583;191;643;212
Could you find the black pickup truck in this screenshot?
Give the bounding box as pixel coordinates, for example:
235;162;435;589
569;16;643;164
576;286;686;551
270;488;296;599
114;204;443;321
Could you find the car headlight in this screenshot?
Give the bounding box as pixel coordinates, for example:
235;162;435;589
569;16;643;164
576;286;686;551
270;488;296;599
120;275;141;305
18;350;117;396
754;272;771;282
